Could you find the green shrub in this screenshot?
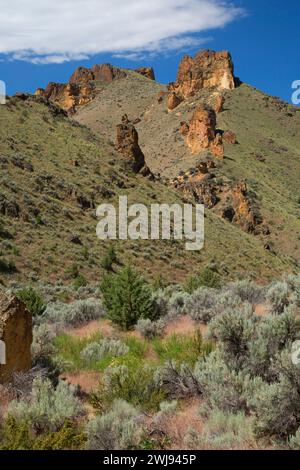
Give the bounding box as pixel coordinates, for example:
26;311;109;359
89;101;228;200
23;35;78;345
0;417;85;450
92;363;164;412
153;331;213;365
184;268;221;294
17;287;45;317
0;258;17;274
73;274;88;290
100;266;157;330
101;246;118;271
86;400;142;450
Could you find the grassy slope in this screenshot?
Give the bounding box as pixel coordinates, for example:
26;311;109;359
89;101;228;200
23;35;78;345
0;92;295;287
75;74;300;271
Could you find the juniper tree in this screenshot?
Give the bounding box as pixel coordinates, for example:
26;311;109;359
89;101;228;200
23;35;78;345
100;266;156;330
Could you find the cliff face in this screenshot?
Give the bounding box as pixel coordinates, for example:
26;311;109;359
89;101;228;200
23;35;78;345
169;50;235;99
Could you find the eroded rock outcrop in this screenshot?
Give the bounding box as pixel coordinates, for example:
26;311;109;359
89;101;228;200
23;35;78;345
167;92;183;111
169;50;235;99
135;67;155;81
217;182;262;233
214;94;225;113
0;291;32;384
170;161;218;208
185;105;224;158
116;115;151;175
36;64;127;113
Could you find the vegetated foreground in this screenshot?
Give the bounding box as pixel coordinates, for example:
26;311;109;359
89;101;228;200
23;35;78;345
0;49;299;450
0;271;300;450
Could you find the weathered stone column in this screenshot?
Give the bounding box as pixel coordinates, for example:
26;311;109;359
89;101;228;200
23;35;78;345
0;291;32;384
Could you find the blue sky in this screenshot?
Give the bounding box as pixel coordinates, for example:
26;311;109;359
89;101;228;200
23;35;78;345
0;0;299;102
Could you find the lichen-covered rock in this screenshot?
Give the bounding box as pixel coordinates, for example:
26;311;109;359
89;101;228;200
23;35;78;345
0;291;32;384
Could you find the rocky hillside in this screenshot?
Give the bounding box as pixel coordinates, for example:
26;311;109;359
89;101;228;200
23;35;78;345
0;50;299;286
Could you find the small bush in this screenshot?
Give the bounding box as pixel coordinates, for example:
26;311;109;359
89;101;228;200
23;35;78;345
185;409;256;450
86;400;142;450
289;428;300;450
198;267;221;289
184;267;221;293
248;310;298;380
186;287;219;324
17;287;45;317
31;324;56;363
136;318;165;339
250;349;300;438
194;351;261;413
42;298;105;328
81;338;129;364
227;280;264;305
0;417;85;450
101;247;118;272
168;291;190;317
0;259;17;274
208;304;256;370
153;332;213;365
154;361;201;399
92;364;164;412
266;281;293;314
8;377;83;433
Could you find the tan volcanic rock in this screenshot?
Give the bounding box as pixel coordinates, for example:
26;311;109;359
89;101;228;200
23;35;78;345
167;92;183;111
185;105;221;155
36;63;126;113
91;64;127;82
0;291;32;384
221;182;262;233
210;133;224;159
69;66;95;84
135;67;155;80
169;49;235;99
179;122;190;136
223;130;237;144
116;115;150;174
214;94;225;113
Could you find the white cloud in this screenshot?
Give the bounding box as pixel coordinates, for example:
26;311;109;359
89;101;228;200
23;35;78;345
0;0;242;64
